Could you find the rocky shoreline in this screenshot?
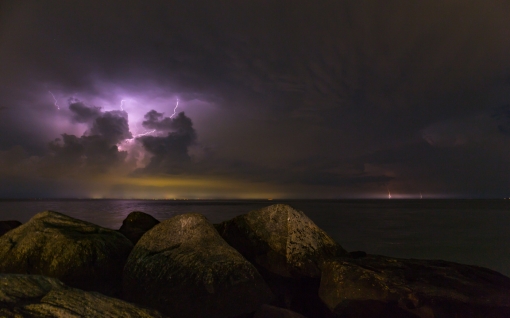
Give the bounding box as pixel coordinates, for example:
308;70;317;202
1;204;509;317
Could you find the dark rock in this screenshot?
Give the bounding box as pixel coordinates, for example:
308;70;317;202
348;251;366;259
255;267;334;318
123;213;274;318
319;255;510;317
0;220;21;237
0;274;166;317
254;304;308;318
118;211;160;244
216;204;346;317
0;210;133;296
216;204;348;278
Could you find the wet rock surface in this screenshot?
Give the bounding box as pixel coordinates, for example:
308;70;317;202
319;255;510;317
0;274;166;317
216;204;347;278
0;211;133;295
0;220;21;237
118;211;160;244
123;213;273;318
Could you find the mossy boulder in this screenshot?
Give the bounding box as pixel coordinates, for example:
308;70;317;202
0;220;21;237
118;211;160;244
0;274;166;317
123;213;273;318
215;204;347;278
0;211;133;295
319;255;510;317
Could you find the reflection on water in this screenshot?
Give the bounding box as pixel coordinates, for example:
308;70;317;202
0;199;509;276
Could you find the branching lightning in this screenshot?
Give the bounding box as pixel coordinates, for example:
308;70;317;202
170;99;179;118
118;130;156;150
118;98;179;150
48;91;60;110
133;130;155;138
122;127;156;144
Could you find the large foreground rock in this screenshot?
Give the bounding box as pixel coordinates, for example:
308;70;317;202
216;204;347;278
0;211;133;295
0;274;165;317
0;220;21;237
123;213;273;318
118;211;160;244
319;255;510;318
253;304;308;318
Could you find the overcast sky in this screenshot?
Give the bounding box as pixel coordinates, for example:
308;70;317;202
1;0;510;199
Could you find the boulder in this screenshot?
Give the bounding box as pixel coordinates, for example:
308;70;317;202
215;204;347;278
0;220;21;237
0;211;133;295
0;274;166;317
123;213;273;318
254;304;308;318
319;255;510;317
118;211;160;244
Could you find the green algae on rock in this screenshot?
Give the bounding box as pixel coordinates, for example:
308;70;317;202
0;211;133;295
216;204;347;278
123;213;273;318
0;274;166;318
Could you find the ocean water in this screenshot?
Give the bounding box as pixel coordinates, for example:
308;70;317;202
0;199;509;276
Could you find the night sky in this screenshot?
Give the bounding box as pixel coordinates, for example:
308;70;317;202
1;0;510;199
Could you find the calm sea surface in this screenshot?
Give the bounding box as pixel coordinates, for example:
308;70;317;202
1;199;509;276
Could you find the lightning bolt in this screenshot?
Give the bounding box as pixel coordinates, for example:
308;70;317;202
48;91;60;110
170;99;179;118
133;130;155;138
420;192;423;199
121;130;156;146
118;98;179;149
387;186;392;199
120;99;127;111
118;129;156;151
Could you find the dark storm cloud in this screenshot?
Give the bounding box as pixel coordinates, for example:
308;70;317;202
4;0;509;114
69;101;102;123
142;110;180;132
48;134;127;174
491;105;510;136
68;100;133;144
89;110;132;144
138;112;197;173
40;102;133;175
1;0;510;197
